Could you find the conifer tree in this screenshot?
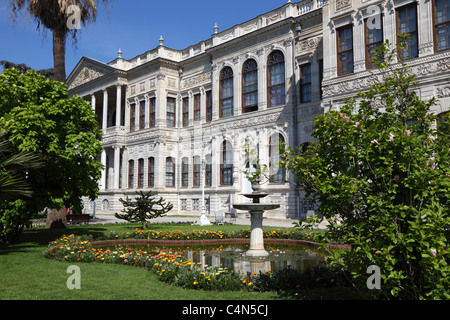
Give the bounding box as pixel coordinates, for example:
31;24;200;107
115;191;173;229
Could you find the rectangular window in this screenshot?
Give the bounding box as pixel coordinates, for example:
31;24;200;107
194;94;201;123
337;25;354;75
149;97;156;128
138;158;144;188
434;0;450;51
167;98;176;127
221;142;233;186
397;4;418;59
166;158;175;187
193;157;201;187
206;91;212;122
130;103;136;132
205;155;212;187
182;158;189;188
139;101;146;130
128;160;134;189
148;157;154;188
365;15;384;68
221;79;233;118
300;63;312;103
183;97;189;127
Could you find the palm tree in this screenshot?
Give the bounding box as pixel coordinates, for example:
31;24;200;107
0;132;43;201
9;0;111;83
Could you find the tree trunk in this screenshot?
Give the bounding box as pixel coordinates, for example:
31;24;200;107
53;29;67;83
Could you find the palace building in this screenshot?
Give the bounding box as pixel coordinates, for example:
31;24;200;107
67;0;449;220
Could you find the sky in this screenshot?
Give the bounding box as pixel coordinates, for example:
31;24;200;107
0;0;291;75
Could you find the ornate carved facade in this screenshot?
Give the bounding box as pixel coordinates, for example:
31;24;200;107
68;0;449;220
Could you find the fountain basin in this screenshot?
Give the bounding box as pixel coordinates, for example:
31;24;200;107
232;204;281;211
233;203;280;257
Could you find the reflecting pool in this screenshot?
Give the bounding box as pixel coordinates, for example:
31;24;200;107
100;243;327;276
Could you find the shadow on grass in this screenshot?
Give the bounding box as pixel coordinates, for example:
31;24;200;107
0;225;109;256
0;221;210;255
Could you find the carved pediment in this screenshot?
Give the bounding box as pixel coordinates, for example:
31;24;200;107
67;58;117;90
68;66;106;89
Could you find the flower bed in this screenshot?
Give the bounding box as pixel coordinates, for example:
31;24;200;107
44;229;351;293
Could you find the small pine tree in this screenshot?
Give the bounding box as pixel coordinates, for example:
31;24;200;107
115;191;173;229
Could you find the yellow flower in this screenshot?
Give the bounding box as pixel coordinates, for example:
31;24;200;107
193;281;198;285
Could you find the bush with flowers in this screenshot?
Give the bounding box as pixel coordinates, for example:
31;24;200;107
102;227;320;243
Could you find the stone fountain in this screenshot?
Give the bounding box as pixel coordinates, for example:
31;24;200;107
233;184;280;257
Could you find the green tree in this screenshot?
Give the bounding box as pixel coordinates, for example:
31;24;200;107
0;68;103;238
281;41;450;299
0;60;54;79
115;191;174;229
8;0;111;82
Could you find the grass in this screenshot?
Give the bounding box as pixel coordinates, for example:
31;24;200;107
0;222;358;300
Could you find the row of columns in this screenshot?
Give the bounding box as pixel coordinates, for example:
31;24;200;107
90;84;124;130
99;146;122;191
90;83;125;191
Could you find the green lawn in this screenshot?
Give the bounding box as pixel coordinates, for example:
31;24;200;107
0;222;359;300
0;223;281;300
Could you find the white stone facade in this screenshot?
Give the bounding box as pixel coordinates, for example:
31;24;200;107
67;0;449;220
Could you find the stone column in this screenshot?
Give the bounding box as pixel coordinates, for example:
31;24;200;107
102;89;108;130
100;149;107;190
247;210;269;257
113;146;121;190
91;93;96;112
116;84;122;127
144;94;150;129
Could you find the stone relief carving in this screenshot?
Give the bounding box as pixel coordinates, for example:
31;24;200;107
266;12;284;25
436;85;450;98
182;72;212;89
336;0;352;11
68;66;105;89
298;37;322;52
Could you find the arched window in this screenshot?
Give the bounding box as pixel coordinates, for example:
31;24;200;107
148;157;155;188
267;51;285;107
166;157;175;187
242;59;258;113
269;134;286;183
220;67;234;118
128;160;135;189
221;141;233;185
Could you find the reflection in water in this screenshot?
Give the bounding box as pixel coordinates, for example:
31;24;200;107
105;243;327;276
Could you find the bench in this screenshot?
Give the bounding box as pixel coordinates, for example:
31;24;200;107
67;214;90;225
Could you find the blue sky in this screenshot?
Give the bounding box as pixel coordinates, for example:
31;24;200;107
0;0;290;75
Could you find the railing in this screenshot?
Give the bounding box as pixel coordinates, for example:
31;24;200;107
298;0;324;14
